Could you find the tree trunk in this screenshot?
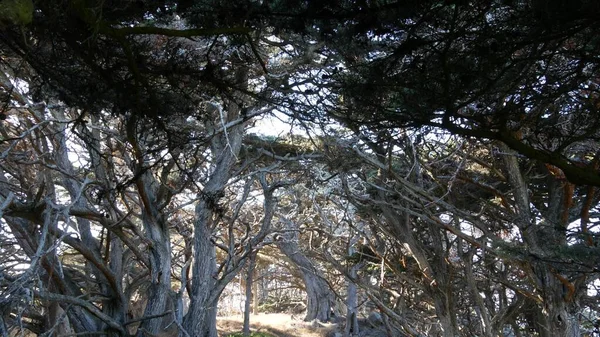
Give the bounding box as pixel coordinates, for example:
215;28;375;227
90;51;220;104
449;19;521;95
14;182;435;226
499;143;583;337
344;265;360;337
252;269;259;314
431;294;457;337
185;65;247;337
135;169;174;337
304;273;332;322
528;269;581;337
2;212;100;335
50;118;116;334
184;211;219;337
345;235;360;337
243;253;257;336
379;206;458;337
464;247;493;337
0;315;8;337
276;222;333;322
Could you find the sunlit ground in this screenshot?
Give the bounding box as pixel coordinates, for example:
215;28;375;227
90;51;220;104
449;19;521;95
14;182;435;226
217;313;333;337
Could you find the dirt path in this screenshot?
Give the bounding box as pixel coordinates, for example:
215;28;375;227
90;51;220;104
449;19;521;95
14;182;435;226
217;313;336;337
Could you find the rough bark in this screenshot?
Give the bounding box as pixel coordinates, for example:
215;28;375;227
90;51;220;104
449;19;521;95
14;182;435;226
344;233;360;337
183;167;278;337
464;248;493;337
380;206;457;337
344;264;360;337
252;270;259;314
183;61;274;336
184;203;220;337
0;165;102;335
499;143;582;337
136;207;173;336
123;115;175;337
184;104;245;336
54;111;126;335
276;221;333;322
243;253;257;336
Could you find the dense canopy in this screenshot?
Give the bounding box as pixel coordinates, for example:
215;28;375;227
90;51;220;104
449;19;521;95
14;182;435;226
1;1;600;337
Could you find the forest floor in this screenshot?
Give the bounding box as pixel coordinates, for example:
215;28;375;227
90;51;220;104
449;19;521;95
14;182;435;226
217;313;389;337
217;313;335;337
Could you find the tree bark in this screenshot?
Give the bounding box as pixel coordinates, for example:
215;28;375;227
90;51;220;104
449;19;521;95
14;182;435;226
185;64;255;336
184;151;277;336
345;235;360;337
344;265;360;337
128;133;174;337
380;205;458;337
136;207;173;336
499;143;582;337
184;207;220;337
243;252;257;336
51;113;119;334
276;220;333;322
252;269;259;314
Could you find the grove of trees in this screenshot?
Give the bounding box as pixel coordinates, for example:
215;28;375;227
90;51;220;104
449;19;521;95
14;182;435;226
0;1;599;337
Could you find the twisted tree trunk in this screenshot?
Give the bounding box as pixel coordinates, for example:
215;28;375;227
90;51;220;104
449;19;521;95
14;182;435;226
499;143;582;337
276;221;333;322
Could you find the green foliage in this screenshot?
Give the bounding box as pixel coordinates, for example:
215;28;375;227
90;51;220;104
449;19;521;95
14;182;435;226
1;1;600;336
557;244;600;265
244;134;317;157
0;0;33;26
492;240;529;261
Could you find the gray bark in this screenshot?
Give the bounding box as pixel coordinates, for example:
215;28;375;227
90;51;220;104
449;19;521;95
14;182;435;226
0;142;102;335
243;253;257;336
499;143;582;337
184;162;279;337
252;269;259;314
54;112;127;335
345;235;360;337
184;64;278;336
463;245;493;337
184;210;220;337
123;116;175;337
344;265;360;337
184;108;244;336
276;220;333;322
136;207;173;336
381;207;457;337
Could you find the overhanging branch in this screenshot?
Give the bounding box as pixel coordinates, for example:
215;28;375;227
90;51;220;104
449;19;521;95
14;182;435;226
108;26;252;38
